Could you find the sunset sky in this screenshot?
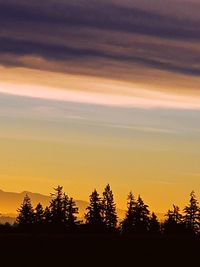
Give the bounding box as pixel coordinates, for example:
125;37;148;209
0;0;200;213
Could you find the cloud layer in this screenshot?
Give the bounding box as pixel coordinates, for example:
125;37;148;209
1;0;200;80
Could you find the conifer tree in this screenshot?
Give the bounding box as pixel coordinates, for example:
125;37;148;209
134;195;150;233
85;189;104;228
46;186;79;229
172;205;182;223
121;192;136;233
183;191;200;234
16;194;34;227
121;193;150;234
44;206;52;224
62;193;69;224
149;212;160;234
49;185;66;224
35;203;45;224
67;197;79;227
102;184;118;229
163;205;184;234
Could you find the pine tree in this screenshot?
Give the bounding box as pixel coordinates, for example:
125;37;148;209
172;205;182;223
163;205;184;235
62;193;69;224
121;192;136;234
183;191;200;234
49;185;66;225
85;189;104;229
102;184;118;230
149;212;160;234
16;194;34;227
35;203;44;224
44;206;52;224
134;195;150;233
67;197;79;227
46;186;79;229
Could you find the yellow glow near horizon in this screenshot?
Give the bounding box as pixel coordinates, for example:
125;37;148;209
0;66;200;214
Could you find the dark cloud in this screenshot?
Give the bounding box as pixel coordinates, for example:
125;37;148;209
0;0;199;40
0;0;200;78
1;36;200;77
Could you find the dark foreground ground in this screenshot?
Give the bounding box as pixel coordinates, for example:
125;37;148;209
0;233;199;266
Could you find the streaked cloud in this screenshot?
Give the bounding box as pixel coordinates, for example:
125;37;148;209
0;0;200;99
1;78;200;110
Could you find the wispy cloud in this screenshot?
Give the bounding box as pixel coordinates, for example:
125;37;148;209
100;123;177;134
1;0;200;109
1;79;200;110
1;0;200;85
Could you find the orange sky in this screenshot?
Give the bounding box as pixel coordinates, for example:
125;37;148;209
0;66;200;213
0;0;200;213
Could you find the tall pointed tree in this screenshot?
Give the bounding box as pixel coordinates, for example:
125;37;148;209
35;203;45;224
121;191;136;233
102;184;118;230
183;191;200;234
62;193;69;224
134;195;150;233
16;194;34;227
163;205;184;235
44;206;52;224
49;185;66;224
85;189;104;228
67;197;79;227
121;194;150;234
149;212;160;234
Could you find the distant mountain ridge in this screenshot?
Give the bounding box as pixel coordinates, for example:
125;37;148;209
0;188;89;216
0;189;165;224
0;189;126;224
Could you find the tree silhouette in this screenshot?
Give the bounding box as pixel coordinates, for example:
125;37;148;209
44;206;51;224
168;205;182;223
163;205;185;235
183;191;200;234
16;194;34;227
85;189;104;229
49;185;66;225
121;191;136;234
62;193;69;225
35;203;45;224
121;193;150;234
134;195;150;233
11;184;200;238
102;184;118;230
149;212;160;234
66;197;79;227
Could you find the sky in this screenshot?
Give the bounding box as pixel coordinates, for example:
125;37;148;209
0;0;200;213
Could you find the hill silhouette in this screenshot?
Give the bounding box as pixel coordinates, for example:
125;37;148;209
0;189;126;223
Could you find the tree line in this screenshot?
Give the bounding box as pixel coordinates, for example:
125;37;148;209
2;185;200;236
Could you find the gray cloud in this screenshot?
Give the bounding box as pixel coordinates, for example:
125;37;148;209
0;0;200;79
